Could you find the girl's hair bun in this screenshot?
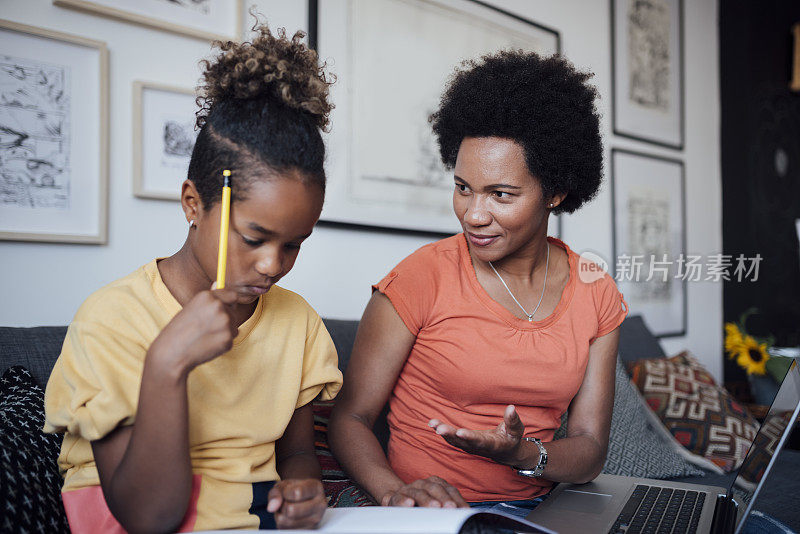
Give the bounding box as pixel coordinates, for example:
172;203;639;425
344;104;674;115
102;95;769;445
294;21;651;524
196;24;334;131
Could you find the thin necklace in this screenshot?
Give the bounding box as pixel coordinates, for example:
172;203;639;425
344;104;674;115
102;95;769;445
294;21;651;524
489;243;550;322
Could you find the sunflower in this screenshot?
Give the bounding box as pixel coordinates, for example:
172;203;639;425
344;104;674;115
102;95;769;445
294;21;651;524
731;335;770;375
724;322;744;354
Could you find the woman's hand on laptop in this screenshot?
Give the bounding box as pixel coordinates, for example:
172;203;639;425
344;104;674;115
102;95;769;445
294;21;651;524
380;476;469;508
428;405;526;466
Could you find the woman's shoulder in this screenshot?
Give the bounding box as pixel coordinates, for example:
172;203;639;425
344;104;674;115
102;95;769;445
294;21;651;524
392;233;463;274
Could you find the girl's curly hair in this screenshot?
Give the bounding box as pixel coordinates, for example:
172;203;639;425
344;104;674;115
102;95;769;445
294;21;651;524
195;25;333;131
430;50;603;215
188;22;334;209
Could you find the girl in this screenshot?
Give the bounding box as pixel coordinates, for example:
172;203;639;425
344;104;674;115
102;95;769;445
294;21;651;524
44;25;342;532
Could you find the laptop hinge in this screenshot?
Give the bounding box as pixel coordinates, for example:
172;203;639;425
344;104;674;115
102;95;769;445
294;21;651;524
710;494;739;534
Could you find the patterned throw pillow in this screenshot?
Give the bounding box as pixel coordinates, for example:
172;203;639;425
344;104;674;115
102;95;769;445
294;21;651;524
312;400;376;507
631;351;759;473
0;366;70;533
556;359;706;479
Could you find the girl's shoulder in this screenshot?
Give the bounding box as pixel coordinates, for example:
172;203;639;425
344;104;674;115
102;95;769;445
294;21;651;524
73;261;161;325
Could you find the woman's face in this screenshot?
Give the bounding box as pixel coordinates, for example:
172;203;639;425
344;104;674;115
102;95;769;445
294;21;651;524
452;136;550;264
190;175;323;305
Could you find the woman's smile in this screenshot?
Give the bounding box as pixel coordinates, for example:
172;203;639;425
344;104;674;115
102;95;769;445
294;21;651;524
466;232;500;247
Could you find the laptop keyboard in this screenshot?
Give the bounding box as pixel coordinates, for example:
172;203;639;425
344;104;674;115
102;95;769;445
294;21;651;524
608;484;706;534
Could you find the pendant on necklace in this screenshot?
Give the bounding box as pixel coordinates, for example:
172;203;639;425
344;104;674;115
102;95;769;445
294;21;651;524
527;315;533;322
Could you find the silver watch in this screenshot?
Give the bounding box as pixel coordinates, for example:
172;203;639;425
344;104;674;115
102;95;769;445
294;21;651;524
513;437;548;478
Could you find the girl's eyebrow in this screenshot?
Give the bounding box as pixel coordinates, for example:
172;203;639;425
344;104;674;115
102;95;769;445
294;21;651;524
246;222;312;240
454;175;521;190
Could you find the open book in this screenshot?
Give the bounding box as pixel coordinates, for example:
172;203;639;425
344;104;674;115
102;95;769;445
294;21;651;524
202;507;556;533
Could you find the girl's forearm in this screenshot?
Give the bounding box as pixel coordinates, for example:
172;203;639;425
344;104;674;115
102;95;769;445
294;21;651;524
277;450;322;480
103;351;194;534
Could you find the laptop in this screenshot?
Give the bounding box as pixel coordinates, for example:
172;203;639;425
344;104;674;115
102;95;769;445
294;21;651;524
527;360;800;534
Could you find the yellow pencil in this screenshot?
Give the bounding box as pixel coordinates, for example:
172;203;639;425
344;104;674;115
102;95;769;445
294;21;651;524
216;169;232;289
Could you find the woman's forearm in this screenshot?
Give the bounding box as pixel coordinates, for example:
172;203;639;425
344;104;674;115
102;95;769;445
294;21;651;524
102;352;194;533
512;434;606;485
329;411;405;503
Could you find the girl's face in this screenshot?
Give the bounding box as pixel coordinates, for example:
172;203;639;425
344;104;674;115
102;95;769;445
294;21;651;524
452;136;555;264
190;175;323;305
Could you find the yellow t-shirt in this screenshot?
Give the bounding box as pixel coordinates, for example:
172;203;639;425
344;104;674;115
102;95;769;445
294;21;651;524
44;259;342;531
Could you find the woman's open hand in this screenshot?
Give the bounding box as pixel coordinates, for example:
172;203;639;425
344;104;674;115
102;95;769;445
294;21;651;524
380;476;469;508
268;478;328;529
428;405;525;466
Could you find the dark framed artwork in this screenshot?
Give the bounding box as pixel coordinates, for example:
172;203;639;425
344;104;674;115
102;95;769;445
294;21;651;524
309;0;561;237
611;0;684;149
611;148;686;337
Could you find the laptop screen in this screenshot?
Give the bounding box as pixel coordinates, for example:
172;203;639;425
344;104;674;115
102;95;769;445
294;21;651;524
730;360;800;531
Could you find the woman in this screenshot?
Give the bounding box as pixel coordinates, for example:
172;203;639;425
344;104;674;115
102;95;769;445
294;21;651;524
329;51;628;517
44;26;341;532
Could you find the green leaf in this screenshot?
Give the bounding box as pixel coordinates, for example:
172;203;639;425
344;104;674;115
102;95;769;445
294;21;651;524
766;356;793;383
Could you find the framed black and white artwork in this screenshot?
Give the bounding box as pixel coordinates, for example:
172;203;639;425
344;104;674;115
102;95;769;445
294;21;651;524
0;20;109;244
53;0;243;42
611;0;684;149
611;148;686;337
133;81;197;201
310;0;560;235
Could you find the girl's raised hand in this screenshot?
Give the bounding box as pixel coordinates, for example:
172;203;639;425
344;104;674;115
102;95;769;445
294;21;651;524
428;405;525;466
147;285;239;374
267;479;328;529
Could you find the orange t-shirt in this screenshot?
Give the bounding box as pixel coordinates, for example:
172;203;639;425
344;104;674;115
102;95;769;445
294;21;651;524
373;234;628;502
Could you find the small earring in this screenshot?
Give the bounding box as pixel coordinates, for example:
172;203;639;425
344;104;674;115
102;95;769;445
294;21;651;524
188;219;195;228
549;204;554;208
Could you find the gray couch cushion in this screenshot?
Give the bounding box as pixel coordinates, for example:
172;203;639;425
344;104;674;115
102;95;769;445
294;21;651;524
618;315;665;372
556;359;706;480
322;319;358;373
0;327;67;388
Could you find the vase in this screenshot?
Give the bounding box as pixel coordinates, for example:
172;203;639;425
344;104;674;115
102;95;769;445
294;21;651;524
747;373;780;406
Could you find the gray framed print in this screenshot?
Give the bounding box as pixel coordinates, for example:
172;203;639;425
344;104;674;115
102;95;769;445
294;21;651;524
611;0;684;149
53;0;243;42
133;81;197;201
0;20;109;244
310;0;560;235
611;148;686;337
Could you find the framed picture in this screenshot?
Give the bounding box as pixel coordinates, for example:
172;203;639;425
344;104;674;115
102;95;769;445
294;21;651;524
53;0;243;42
0;20;109;244
611;0;684;149
310;0;560;235
611;148;686;337
133;81;197;201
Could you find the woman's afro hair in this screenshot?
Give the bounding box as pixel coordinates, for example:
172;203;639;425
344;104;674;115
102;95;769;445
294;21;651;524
429;50;603;214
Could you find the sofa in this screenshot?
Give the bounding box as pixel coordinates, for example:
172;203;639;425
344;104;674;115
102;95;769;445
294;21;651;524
1;316;798;532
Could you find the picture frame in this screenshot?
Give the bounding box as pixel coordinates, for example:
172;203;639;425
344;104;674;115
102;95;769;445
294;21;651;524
0;19;109;244
310;0;561;236
53;0;243;42
611;148;686;337
611;0;684;149
133;81;197;201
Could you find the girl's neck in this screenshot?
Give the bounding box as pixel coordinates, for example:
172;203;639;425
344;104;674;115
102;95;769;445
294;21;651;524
158;240;256;327
159;240;210;307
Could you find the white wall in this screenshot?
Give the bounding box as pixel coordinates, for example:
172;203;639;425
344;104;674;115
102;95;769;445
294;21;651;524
0;0;723;379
